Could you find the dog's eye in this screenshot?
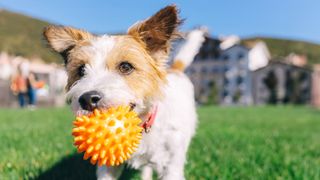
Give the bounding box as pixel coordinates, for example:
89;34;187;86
78;65;86;77
118;62;134;75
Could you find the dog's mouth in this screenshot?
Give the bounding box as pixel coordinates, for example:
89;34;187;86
75;102;137;117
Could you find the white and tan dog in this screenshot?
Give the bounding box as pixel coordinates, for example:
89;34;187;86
44;5;205;180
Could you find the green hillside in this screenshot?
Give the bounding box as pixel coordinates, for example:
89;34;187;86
1;9;320;65
242;37;320;65
0;9;61;63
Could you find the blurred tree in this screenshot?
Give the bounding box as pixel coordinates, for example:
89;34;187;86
264;71;278;104
207;81;219;105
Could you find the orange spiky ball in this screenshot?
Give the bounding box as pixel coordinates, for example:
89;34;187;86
72;106;143;166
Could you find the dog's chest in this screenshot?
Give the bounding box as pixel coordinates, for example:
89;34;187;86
127;115;175;170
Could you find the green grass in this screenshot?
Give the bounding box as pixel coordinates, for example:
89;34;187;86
0;106;319;179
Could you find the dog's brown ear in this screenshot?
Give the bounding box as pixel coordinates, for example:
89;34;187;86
128;5;182;61
43;25;93;53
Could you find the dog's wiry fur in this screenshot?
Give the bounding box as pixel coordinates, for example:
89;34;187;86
44;5;198;180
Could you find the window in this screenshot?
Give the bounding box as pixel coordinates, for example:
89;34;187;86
224;66;230;72
208;81;215;88
189;68;196;74
238;53;244;59
201;66;207;74
236;76;243;85
221;54;229;61
223;89;229;97
224;77;230;85
211;67;219;73
201;66;213;74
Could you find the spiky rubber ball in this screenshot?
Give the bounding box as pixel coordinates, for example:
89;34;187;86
72;106;143;166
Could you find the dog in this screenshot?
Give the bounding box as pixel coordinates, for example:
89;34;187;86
44;5;205;180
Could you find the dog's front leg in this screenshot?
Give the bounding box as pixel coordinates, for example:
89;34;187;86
160;153;186;180
141;165;153;180
160;133;189;180
96;165;124;180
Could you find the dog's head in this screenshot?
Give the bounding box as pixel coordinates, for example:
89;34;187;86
44;5;181;116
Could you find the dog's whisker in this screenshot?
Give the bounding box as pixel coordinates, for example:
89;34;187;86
129;103;136;111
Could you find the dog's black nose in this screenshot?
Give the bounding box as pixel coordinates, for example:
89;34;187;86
79;91;102;111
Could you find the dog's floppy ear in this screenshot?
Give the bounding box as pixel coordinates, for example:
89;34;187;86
43;25;93;53
128;5;182;62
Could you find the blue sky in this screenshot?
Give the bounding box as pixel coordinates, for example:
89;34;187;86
1;0;319;44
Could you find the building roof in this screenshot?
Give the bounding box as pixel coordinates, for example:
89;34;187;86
314;64;320;71
193;36;222;62
254;60;312;72
221;43;250;52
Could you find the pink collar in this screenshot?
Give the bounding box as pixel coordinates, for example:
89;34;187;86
141;105;158;133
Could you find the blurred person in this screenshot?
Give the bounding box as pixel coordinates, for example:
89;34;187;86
26;72;37;108
10;63;28;107
10;62;39;108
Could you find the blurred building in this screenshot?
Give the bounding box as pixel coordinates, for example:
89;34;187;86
176;31;315;106
185;35;270;105
312;64;320;108
218;44;254;105
184;37;223;104
252;61;311;104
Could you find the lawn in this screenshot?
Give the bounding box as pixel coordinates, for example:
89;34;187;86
0;106;319;179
